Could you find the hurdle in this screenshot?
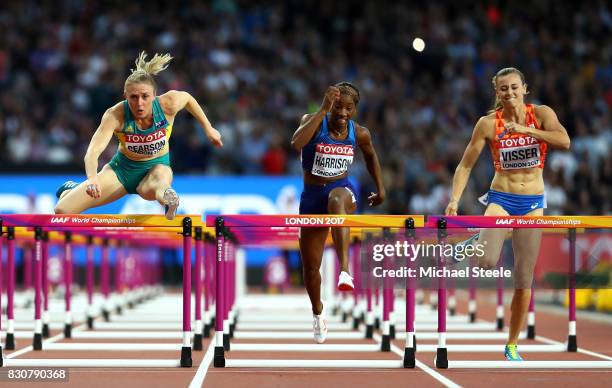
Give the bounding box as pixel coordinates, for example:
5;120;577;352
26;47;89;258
425;215;612;369
0;214;201;368
207;214;426;368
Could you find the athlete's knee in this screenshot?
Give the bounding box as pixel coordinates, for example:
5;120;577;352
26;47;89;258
54;202;70;214
302;261;321;276
148;165;172;182
512;268;534;289
327;195;346;213
477;255;497;270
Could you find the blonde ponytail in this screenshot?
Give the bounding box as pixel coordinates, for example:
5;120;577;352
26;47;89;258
124;51;173;92
132;51;173;75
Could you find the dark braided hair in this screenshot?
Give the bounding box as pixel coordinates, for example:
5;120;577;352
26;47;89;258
335;81;360;105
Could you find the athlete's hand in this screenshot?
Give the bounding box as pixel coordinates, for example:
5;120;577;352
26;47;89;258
85;176;102;199
368;191;385;207
445;200;458;216
206;127;223;148
504;121;529;135
320;86;340;113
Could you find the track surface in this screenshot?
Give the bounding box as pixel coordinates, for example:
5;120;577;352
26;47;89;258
2;291;611;387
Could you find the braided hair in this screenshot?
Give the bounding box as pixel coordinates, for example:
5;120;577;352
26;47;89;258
335;81;361;105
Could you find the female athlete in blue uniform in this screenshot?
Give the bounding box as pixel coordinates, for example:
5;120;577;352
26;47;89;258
291;83;385;343
54;52;222;219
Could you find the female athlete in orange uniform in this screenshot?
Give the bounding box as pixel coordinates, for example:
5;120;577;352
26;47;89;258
446;67;570;360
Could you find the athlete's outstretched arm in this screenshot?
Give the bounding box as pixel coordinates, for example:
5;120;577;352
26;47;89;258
445;117;488;215
161;90;223;147
83;106;122;198
504;105;570;149
356;125;385;206
291;86;340;150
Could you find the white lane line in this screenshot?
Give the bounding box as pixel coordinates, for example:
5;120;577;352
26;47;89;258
373;333;461;388
535;335;612;361
188;340;215;388
6;324;87;359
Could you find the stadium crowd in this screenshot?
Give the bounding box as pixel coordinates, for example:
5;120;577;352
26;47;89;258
0;0;609;215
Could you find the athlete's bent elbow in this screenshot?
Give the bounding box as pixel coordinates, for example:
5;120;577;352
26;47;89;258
562;138;571;150
291;139;302;151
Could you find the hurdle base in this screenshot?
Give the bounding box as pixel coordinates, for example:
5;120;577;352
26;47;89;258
64;324;72;339
381;334;390;352
0;346;3;367
230;323;235;338
127;301;134;309
496;318;504;331
374;318;380;330
43;323;50;338
203;324;211;338
211;317;216;329
567;335;577;352
193;334;203;351
365;324;373;339
449;308;456;316
469;312;476;323
33;333;43;350
342;312;348;323
390;324;396;339
179;346;192;367
352;317;360;330
435;347;448;369
103;310;110;322
116;306;123;315
527;325;535;339
87;317;94;329
223;333;230;351
213;346;225;367
6;333;16;350
404;347;415;368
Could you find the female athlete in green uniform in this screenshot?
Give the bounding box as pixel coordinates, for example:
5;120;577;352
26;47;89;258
55;52;222;219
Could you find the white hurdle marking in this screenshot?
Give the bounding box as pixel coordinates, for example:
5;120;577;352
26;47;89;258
71;331;182;339
237;315;343;323
394;322;497;331
230;344;379;352
233;331;364;340
413;344;566;352
236;322;353;330
3;359;182;368
224;359;403;368
43;343;183;351
394;332;524;340
447;361;612;369
89;322;184;330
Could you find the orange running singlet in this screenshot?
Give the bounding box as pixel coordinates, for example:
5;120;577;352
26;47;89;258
489;104;547;171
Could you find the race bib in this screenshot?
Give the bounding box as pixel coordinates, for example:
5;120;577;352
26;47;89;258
311;143;354;177
125;128;167;156
498;136;541;170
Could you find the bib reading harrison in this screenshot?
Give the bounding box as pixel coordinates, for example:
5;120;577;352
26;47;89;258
290;82;385;344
